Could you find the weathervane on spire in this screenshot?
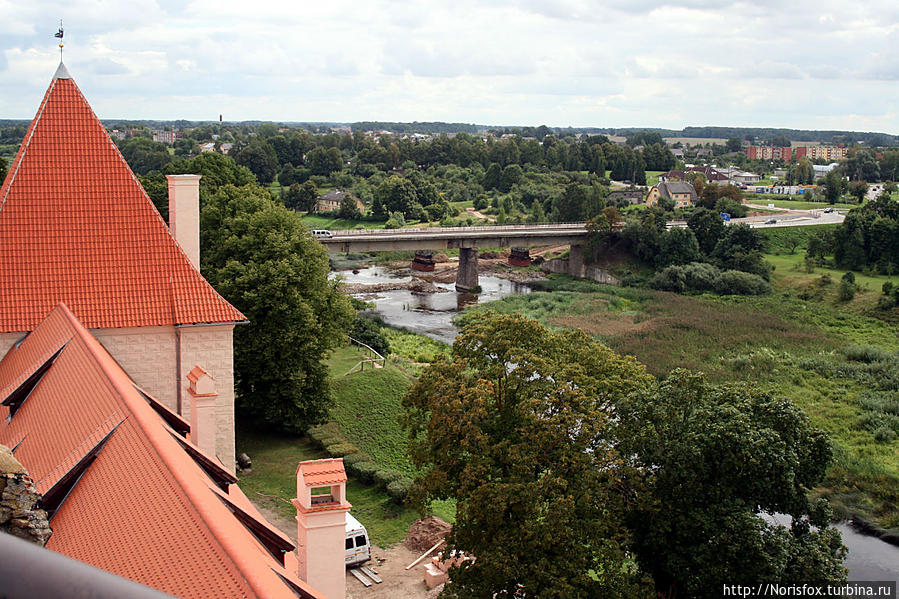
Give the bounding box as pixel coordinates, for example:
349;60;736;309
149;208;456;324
54;20;64;60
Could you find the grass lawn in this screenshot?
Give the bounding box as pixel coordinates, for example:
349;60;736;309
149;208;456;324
745;196;857;210
645;170;664;186
235;428;423;546
300;213;382;230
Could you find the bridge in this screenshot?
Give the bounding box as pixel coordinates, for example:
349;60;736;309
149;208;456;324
320;223;592;291
320;211;844;291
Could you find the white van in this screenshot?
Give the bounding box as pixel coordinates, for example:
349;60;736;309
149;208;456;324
312;230;333;239
345;513;371;567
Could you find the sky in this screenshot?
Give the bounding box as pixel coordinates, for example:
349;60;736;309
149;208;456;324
2;0;899;132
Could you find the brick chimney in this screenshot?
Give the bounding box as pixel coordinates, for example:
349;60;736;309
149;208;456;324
293;459;350;599
186;366;217;458
166;174;202;270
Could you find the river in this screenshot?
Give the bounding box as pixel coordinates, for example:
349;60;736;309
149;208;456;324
334;265;899;582
332;265;530;344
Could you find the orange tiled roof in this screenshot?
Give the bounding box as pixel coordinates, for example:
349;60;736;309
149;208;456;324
0;304;320;599
297;458;348;487
0;64;246;332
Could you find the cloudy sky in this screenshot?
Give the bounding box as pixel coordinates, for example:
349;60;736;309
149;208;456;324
2;1;898;132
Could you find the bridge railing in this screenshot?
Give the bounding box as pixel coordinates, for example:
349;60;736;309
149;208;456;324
327;222;588;237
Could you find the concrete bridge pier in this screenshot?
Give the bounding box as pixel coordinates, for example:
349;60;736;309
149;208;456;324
568;244;585;278
456;247;479;292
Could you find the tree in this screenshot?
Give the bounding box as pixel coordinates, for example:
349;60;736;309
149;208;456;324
402;313;654;598
0;156;7;183
375;175;418;218
687;208;726;256
712;224;770;279
118;137;173;175
283;181;318;211
822;170;845;204
498;164;523;193
726;137;742;153
233;138;279;184
338;194;362;219
200;184;354;431
658;227;702;267
306;146;343;177
617;371;846;597
848;180;868;204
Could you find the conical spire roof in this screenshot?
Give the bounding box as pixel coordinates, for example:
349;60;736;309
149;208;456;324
0;65;246;331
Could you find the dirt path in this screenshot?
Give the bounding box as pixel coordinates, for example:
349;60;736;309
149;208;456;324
346;545;434;599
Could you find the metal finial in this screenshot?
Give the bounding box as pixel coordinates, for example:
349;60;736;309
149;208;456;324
54;20;64;60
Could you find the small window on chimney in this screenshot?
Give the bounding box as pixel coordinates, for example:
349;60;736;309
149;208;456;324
310;486;335;505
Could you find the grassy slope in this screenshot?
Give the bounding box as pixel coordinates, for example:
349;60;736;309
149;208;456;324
235;428;420;546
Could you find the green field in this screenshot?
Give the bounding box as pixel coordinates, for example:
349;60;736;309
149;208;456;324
645;170;664;186
745;196;857;210
300;213;382;230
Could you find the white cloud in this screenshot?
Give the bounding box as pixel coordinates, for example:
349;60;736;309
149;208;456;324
0;0;897;132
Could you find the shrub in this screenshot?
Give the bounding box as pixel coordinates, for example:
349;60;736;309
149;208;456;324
318;435;343;448
650;265;687;292
307;423;340;446
714;270;771;296
883;281;894;296
838;280;856;301
842;345;892;364
681;262;720;292
386;477;413;503
874;427;898;443
373;469;405;487
342;452;372;467
326;442;359;458
354;462;380;483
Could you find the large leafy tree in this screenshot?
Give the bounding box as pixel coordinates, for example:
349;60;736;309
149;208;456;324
617;371;846;597
402;313;655;598
234;138;279;184
201;184;354;432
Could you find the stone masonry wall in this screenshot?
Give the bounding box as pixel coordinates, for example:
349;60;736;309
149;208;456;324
93;326;179;413
0;445;51;546
178;325;236;470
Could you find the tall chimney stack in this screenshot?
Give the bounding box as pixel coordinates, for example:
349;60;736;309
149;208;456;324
186;366;218;458
166;174;202;270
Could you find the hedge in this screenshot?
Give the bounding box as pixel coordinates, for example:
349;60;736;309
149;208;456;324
373;469;405;487
326;442;359;458
386;478;413;503
354;462;380;484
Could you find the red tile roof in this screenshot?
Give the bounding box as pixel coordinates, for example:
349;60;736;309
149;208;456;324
297;458;348;487
0;304;320;599
0;65;246;332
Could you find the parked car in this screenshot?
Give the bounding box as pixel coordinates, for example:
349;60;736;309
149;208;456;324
823;207;834;213
345;513;371;567
312;230;333;239
765;219;777;224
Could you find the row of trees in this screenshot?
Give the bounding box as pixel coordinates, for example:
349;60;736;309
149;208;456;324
403;313;845;598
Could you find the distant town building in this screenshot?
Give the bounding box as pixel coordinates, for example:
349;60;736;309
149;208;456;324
314;190;364;213
607;189;645;205
746;145;848;163
645;181;698;208
151;129;183;144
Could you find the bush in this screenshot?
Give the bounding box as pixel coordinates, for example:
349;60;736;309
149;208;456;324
682;262;720;292
342;452;372;467
373;469;405;487
386;477;413;503
326;442;359;458
842;345;892;364
319;435;343;448
307;423;340;446
650;265;687;292
883;281;894;296
838;280;856;301
874;427;898;443
353;462;380;483
714;270;771;296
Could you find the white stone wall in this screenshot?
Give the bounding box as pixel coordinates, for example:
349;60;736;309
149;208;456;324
0;332;27;363
178;324;236;469
93;327;180;412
